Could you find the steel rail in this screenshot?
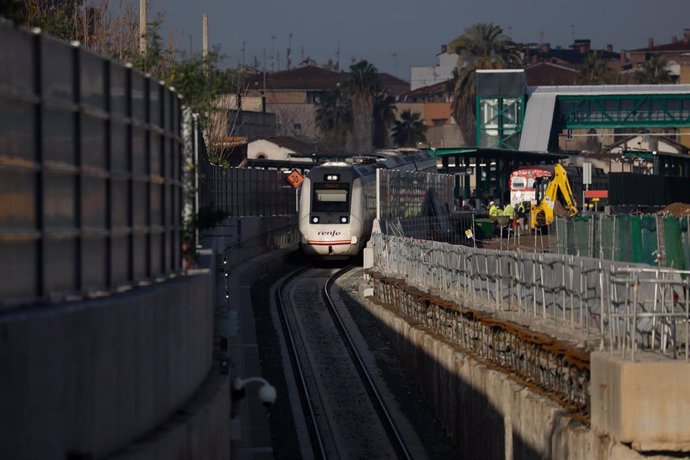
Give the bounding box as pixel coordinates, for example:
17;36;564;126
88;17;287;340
275;265;328;460
323;265;414;460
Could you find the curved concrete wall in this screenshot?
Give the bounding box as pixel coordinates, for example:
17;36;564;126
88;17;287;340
0;272;214;459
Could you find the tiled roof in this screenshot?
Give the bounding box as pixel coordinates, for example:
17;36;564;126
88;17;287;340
525;62;578;86
400;79;451;99
629;40;690;53
530;48;620;67
245;65;410;95
257;136;320;153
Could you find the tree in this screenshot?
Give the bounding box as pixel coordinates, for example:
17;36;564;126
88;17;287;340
347;60;381;152
447;23;521;146
315;85;353;151
576;52;617;84
635;55;673;84
392;110;427;147
373;91;397;148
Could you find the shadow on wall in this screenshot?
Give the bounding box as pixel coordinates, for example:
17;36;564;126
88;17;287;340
338;287;572;460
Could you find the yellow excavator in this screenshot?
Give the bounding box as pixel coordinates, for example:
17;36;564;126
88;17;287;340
529;163;578;229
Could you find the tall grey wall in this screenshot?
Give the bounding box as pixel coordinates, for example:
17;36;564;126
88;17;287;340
0;272;221;459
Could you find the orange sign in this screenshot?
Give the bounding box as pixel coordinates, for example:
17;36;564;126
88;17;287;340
286;169;304;189
584;190;608;199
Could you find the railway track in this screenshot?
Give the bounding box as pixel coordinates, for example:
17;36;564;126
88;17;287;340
275;265;414;459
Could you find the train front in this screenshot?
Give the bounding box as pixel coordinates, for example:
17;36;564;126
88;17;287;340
299;164;362;259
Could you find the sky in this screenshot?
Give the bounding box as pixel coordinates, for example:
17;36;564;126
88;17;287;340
142;0;690;80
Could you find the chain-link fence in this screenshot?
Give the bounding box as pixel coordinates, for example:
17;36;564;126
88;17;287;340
0;23;183;310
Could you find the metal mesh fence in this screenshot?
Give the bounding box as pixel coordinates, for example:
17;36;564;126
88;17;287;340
0;23;183;309
197;142;297;217
206;167;297;217
382;214;476;246
377;169;455;219
369;233;690;361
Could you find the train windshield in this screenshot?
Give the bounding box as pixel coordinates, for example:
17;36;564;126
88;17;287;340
312;183;350;212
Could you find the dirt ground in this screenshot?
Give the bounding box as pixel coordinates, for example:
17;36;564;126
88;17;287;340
478;230;558;253
659;202;690;217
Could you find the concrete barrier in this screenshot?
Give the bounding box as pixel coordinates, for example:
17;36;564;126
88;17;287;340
0;272;217;459
591;352;690;453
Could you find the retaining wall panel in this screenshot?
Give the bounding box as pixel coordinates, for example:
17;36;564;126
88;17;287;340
368;297;606;459
0;273;214;459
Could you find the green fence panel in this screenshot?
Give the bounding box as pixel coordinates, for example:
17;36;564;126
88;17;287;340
599;215;615;260
682;217;690;271
615;215;632;262
630;216;643;263
663;216;685;270
572;217;591;257
639;215;658;266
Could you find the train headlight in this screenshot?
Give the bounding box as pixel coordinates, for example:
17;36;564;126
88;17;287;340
311;216;320;224
340;216;349;223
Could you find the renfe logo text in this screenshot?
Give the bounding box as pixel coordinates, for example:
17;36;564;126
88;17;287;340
317;230;341;237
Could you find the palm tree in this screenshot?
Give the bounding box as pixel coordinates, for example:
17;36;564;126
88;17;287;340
447;23;521;146
373;91;397;148
576;52;617;84
392;110;427;147
635;56;673;84
347;60;381;152
315;85;353;150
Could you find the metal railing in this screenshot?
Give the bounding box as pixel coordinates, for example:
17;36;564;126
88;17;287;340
0;23;183;309
369;233;690;361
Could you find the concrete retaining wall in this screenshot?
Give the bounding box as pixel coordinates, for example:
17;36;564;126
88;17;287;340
363;295;609;459
201;215;297;265
0;272;217;459
591;352;690;453
113;372;230;460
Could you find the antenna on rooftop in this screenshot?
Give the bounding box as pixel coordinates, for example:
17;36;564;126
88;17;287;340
389;53;398;76
336;41;341;71
287;32;293;70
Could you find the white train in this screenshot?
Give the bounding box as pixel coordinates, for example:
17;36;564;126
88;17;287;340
298;149;437;259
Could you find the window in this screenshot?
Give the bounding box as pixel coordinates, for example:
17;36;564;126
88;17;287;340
511;177;526;190
312;183;349;212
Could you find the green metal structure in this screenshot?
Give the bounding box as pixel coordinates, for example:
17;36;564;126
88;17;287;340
475;70;527;150
557;94;690;129
429;147;563;202
476;96;525;149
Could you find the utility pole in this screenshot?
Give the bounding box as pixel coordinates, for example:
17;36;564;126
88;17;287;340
287;32;293;70
202;13;208;75
336;41;340;71
202;13;209;60
389;53;398;76
139;0;147;56
271;35;276;72
242;41;247;68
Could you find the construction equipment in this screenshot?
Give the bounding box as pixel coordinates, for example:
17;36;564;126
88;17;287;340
530;163;578;229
